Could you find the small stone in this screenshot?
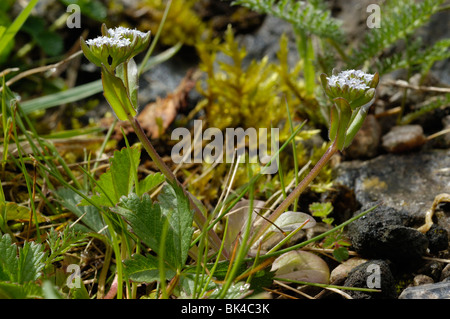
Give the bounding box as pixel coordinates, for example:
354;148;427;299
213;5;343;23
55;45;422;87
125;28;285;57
399;281;450;299
413;274;434;286
425;224;449;253
330;257;368;283
382;125;427;153
417;261;444;282
440;264;450;281
344;115;381;159
344;260;397;299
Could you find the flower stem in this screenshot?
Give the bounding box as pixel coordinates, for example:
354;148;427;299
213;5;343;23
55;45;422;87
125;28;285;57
128;116;228;258
250;141;339;246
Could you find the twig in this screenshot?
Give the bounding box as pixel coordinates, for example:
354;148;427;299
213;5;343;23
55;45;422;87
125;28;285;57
384;80;450;93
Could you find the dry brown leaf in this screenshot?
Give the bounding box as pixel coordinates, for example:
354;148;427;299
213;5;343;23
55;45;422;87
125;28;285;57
137;68;199;138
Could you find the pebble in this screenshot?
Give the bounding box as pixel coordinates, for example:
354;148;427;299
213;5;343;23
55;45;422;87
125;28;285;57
440;264;450;281
343;260;397;299
412;274;434;286
399;281;450;299
329;257;368;283
344;115;381;159
381;125;427;153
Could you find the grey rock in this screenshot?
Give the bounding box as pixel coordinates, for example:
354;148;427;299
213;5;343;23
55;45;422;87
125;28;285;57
335;149;450;223
237;15;298;68
344;260;397;299
381;125;427;153
399;281;450;299
347;206;428;266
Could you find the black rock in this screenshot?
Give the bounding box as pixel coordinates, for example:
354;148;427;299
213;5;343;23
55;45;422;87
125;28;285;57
425;224;449;253
348;205;428;266
344;260;397;299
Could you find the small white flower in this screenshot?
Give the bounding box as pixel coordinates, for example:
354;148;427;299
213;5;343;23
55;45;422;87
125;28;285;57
85;35;131;48
107;26;148;39
327;69;374;90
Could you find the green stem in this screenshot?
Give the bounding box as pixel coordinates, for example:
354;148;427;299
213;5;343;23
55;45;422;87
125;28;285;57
128;116;228;258
102;213;123;299
138;0;173;76
250;141;339;246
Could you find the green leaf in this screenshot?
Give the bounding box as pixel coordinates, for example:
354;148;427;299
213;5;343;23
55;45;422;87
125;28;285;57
0;234;18;281
22;16;63;56
333;247;349;262
0;234;45;284
0;0;38;55
116;58;139;109
0;201;48;223
0;282;43;299
137;172;165;197
55;188;106;233
114;183;194;270
80;147;140;207
157;182;195;269
309;202;334;225
124;253;175;283
17;240;45;283
20;80;103;114
101;64;136;121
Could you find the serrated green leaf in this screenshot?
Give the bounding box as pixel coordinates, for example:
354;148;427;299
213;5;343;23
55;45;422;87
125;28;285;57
80;147;140;207
114;182;194;270
17;240;45;283
0;234;18;281
123;253;175;283
158;182;195;269
0;234;45;284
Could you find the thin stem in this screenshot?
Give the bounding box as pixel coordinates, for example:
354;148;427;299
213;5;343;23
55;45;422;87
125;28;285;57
138;0;173;76
128;116;228;258
250;141;339;246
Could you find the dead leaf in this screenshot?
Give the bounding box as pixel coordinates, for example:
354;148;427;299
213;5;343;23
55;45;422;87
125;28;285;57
137;68;200;138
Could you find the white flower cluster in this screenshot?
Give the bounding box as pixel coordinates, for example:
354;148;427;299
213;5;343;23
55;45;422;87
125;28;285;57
327;70;374;90
85;35;131;48
107;26;148;39
85;27;149;49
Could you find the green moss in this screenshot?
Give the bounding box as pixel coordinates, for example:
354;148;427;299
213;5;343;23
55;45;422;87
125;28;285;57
138;0;206;46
